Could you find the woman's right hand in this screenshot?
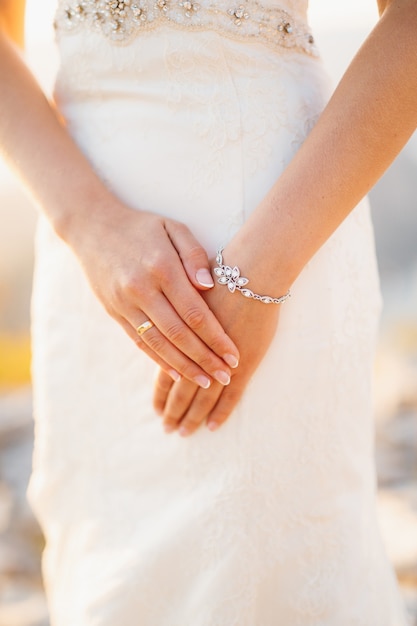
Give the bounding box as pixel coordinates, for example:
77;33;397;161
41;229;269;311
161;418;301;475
0;19;238;385
0;22;237;385
70;200;239;388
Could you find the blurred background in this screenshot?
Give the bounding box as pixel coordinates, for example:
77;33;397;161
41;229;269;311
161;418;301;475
0;1;416;624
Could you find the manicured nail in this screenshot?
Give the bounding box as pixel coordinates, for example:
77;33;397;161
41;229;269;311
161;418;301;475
224;353;239;369
179;425;190;437
207;421;219;432
168;369;181;382
164;423;176;434
194;375;211;389
196;268;214;288
214;370;231;386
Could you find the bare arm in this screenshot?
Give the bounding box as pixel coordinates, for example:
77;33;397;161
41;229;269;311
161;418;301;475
0;6;239;386
227;0;417;294
155;0;417;435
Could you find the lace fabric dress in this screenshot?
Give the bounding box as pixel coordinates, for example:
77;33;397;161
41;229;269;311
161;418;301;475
29;1;408;624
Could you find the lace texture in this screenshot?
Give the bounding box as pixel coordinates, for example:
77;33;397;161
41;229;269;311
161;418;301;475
54;0;318;56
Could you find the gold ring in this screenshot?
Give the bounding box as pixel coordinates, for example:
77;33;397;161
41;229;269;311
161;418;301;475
136;320;154;336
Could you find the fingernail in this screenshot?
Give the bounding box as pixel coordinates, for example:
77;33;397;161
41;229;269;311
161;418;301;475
179;425;190;437
224;353;239;369
168;369;181;382
196;268;214;288
194;375;211;389
207;421;219;432
164;423;176;434
214;370;231;386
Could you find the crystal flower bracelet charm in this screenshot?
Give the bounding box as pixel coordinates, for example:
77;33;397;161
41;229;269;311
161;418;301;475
213;248;291;304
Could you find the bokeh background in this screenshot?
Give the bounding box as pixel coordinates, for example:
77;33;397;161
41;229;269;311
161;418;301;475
0;1;416;624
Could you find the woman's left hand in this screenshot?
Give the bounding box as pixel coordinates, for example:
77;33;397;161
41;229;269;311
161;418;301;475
153;269;281;436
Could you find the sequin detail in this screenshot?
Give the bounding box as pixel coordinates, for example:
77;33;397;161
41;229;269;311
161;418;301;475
54;0;318;56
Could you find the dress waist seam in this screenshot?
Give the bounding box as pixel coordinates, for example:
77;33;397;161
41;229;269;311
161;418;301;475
54;0;318;57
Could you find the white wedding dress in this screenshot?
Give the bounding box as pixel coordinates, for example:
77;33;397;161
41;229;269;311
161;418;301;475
29;1;409;624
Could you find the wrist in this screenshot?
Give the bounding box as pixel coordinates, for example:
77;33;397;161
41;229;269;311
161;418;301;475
221;236;296;295
52;182;129;253
213;245;292;305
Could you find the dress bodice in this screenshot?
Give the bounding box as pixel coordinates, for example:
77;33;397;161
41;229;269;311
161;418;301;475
54;0;317;56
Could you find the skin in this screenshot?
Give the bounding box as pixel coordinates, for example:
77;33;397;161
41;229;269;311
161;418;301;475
154;0;417;436
0;0;240;389
1;1;416;437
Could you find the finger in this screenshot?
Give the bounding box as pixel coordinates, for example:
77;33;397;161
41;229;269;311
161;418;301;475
206;383;246;432
153;368;175;416
165;220;214;290
115;317;181;382
131;299;233;386
117;240;239;370
160;273;240;370
125;312;220;388
176;383;224;437
162;379;200;434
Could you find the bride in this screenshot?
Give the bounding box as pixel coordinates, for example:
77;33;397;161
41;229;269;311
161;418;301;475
0;0;416;624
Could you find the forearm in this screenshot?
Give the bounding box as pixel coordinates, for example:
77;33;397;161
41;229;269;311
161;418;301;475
0;29;121;248
227;0;417;291
0;24;243;381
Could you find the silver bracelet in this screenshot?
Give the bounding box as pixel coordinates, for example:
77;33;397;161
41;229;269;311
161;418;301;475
213;248;291;305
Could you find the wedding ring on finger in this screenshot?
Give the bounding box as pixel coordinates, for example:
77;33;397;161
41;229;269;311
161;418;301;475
136;320;155;336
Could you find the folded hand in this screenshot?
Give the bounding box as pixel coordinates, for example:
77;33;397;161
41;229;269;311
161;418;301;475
153;268;280;435
73;203;240;387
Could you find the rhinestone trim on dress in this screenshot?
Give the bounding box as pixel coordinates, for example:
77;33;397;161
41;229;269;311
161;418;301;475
54;0;318;56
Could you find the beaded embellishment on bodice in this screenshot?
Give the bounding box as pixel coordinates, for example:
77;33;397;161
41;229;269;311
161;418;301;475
54;0;317;56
